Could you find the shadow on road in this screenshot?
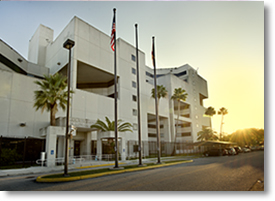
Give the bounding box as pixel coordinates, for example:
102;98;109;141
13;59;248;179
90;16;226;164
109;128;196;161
176;151;264;172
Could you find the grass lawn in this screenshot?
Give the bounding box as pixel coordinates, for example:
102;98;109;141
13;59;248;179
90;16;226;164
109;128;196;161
41;160;188;179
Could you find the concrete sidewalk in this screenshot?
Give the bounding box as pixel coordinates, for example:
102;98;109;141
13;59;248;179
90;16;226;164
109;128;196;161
0;160;122;177
0;156;195;178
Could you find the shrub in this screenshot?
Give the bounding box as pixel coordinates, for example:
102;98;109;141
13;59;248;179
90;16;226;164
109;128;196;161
0;148;22;166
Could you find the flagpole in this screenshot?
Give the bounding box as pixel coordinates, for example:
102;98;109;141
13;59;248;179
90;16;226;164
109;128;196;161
135;24;143;166
113;8;119;168
152;36;161;164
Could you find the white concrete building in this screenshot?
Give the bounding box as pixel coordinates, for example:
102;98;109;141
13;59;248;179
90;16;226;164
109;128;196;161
0;16;210;166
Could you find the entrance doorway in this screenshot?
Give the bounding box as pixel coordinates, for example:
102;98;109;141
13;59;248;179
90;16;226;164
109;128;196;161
74;141;81;156
102;138;115;155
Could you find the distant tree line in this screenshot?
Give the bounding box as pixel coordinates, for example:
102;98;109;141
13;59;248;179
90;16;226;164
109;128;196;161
224;128;264;147
197;106;264;147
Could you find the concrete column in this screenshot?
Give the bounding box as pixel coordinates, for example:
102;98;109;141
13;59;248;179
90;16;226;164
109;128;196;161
163;118;170;141
69;139;74;157
57;136;65;158
97;134;102;160
45;129;57;167
71;58;77;90
85;132;92;155
120;136;126;161
169;100;176;142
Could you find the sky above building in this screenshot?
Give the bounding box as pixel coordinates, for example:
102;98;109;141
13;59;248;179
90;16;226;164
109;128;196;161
0;1;265;135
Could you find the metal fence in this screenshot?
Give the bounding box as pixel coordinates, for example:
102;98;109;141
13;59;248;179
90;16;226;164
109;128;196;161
36;154;120;167
127;140;205;159
0;136;45;168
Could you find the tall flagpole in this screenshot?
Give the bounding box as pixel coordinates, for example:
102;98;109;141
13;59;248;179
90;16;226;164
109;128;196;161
152;36;161;164
135;24;143;166
113;8;119;168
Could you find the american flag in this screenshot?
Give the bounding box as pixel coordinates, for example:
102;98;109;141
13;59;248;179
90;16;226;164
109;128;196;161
110;15;115;51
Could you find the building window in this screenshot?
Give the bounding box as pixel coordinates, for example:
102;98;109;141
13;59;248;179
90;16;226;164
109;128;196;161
132;81;136;88
148;133;164;137
181;132;191;137
175;71;187;77
146;71;154;78
132;68;136;75
131;54;136;62
132;95;137;102
133;109;137;116
148;124;164;129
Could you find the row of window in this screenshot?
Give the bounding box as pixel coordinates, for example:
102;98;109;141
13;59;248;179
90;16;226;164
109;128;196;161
146;72;164;78
145;71;187;79
148;133;164;138
176;132;192;137
174;70;187;77
148;124;164;129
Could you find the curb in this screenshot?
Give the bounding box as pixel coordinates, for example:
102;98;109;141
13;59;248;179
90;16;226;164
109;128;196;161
36;160;193;183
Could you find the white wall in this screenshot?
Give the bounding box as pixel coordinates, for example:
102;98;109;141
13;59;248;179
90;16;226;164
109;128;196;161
28;24;54;67
0;69;49;138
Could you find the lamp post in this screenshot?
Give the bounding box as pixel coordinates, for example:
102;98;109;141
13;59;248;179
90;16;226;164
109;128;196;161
135;24;143;166
63;39;75;176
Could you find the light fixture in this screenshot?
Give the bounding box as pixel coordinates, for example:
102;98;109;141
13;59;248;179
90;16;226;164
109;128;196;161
63;38;75;176
63;39;75;50
19;123;26;127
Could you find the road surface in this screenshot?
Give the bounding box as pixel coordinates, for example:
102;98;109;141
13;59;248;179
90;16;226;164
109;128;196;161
0;151;264;191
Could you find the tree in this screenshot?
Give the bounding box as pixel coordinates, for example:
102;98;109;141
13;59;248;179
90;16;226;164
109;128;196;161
205;106;216;129
151;85;168;101
197;128;218;141
220;133;231;141
171;88;188;155
151;85;167;159
91;116;133;132
218;107;228;139
33;73;72;126
230;128;264;147
151;84;167;130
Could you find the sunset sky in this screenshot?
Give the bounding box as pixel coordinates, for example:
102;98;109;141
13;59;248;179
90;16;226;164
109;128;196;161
0;1;264;134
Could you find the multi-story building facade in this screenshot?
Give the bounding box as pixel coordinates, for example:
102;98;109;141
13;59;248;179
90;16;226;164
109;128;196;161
0;16;210;166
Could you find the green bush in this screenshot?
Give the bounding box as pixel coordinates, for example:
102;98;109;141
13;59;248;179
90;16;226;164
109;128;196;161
0;148;22;166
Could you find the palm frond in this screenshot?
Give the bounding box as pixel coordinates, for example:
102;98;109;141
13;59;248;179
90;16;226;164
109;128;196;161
90;117;133;132
33;73;74;126
105;117;112;130
151;85;167;99
118;122;133;132
91;119;110;131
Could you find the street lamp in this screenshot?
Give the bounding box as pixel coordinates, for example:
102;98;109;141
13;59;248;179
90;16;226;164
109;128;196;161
63;39;75;176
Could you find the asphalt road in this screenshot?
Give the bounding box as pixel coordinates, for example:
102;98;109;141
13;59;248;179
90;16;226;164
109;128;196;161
0;151;264;191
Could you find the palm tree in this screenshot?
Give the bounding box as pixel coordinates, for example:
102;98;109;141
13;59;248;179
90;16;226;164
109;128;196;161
171;88;188;155
218;107;228;139
205;106;216;129
197;128;218;141
151;85;168;101
151;85;167;160
91;116;133;132
151;84;168;129
33;73;72;126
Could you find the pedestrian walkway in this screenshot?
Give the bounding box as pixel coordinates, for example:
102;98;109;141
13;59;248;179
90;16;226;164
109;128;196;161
0;156;196;178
